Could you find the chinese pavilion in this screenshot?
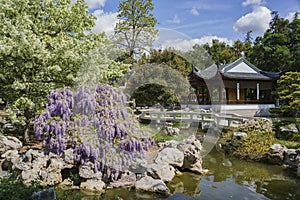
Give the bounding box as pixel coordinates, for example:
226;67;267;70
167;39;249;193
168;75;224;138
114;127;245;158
188;57;284;105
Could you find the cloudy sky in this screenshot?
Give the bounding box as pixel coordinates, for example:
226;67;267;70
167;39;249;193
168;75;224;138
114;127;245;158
86;0;300;51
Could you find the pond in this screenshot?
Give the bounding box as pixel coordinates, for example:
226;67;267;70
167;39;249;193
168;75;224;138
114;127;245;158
58;148;300;200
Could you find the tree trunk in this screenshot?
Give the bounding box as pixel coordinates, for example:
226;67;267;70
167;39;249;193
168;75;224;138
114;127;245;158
23;124;30;144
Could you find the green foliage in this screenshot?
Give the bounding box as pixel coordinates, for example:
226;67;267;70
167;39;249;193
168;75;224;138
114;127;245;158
152;132;185;143
0;0;101;141
114;0;158;57
222;119;275;160
131;84;179;106
179;44;214;70
247;12;300;71
123;63;190;107
0;178;41;200
271;71;300;134
275;139;300;149
146;48;193;76
0;0;130;141
204;39;249;65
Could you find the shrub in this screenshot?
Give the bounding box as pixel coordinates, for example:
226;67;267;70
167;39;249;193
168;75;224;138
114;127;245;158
222;118;275;160
0;178;40;200
34;84;154;181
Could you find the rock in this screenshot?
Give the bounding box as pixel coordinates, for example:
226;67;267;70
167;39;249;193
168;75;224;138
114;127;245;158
297;164;300;178
284;149;300;170
222;160;232;167
147;163;175;182
233;132;247;140
58;178;73;190
177;136;204;174
254;108;270;117
31;188;56;200
0;170;10;179
1;149;19;165
163;140;179;148
63;149;74;165
135;176;170;194
110;170;136;188
79;162;102;180
267;144;287;164
270;144;286;154
80;179;105;193
280;124;298;133
13;156;32;171
155;147;184;168
21;168;40;185
43;158;65;186
25;149;46;163
0;135;22;154
129;157;148;174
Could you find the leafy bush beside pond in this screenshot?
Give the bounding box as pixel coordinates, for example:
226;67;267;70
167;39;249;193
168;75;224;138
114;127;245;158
221;118;275;160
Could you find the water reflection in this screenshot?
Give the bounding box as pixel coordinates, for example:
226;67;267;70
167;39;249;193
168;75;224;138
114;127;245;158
59;147;300;199
167;148;300;200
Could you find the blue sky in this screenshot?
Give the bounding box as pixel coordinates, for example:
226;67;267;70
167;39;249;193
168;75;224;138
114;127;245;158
85;0;300;51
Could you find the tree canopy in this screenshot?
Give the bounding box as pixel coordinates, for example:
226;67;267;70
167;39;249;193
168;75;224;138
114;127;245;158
247;12;300;72
0;0;126;141
114;0;158;57
271;72;300;134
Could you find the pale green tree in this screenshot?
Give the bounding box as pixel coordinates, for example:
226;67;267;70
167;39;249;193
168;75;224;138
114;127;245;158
0;0;126;141
114;0;158;58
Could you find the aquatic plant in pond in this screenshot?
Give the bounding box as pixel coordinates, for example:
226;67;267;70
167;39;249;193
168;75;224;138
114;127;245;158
34;84;154;180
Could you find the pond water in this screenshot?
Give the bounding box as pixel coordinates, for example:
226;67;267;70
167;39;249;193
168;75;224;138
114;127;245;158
58;148;300;200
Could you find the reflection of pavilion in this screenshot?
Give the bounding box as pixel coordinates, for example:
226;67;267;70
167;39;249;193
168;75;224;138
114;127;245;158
188;57;283;105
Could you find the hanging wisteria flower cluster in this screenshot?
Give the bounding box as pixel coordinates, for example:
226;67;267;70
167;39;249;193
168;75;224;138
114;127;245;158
34;83;154;180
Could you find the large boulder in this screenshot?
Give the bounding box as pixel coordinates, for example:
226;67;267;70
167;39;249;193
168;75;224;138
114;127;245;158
284;149;300;171
79;162;102;180
80;179;106;193
155;147;184;167
1;149;19;167
147;163;175;182
31;188;57;200
177;135;204;174
0;135;22;154
42;158;65;186
267;144;287;164
135;176;170;194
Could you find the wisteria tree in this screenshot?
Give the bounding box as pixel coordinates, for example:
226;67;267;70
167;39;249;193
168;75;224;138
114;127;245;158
0;0;128;142
34;84;154;180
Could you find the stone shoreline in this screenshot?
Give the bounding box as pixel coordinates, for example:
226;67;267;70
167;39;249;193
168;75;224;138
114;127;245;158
0;134;206;198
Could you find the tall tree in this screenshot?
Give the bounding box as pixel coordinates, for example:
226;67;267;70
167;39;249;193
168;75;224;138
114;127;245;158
247;12;299;72
147;48;192;76
0;0;108;141
204;39;247;65
114;0;158;58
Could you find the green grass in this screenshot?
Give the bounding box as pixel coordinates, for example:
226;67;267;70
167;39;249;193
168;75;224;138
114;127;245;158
275;139;300;149
152;132;186;143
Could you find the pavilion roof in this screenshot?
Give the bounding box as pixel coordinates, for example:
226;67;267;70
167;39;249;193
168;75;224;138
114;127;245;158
189;57;283;81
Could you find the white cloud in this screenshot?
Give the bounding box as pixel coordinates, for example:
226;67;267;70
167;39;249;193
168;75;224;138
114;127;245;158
242;0;263;6
92;10;119;35
233;6;272;33
286;12;300;21
86;0;107;9
158;36;233;52
167;15;181;24
190;8;200;16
